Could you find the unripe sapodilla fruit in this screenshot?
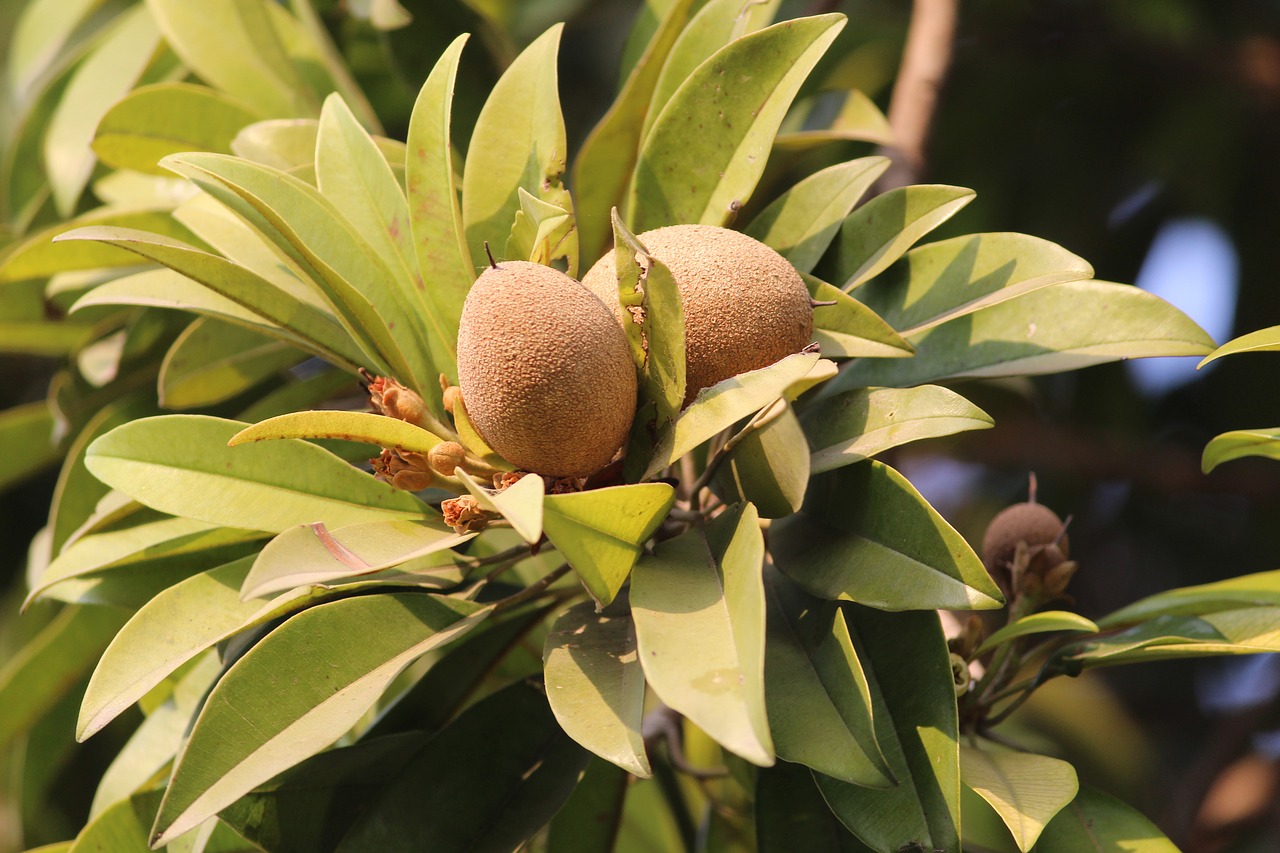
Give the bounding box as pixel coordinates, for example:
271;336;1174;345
582;224;813;407
457;260;637;478
981;502;1069;575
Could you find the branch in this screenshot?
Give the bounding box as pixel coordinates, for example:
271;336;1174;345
879;0;960;190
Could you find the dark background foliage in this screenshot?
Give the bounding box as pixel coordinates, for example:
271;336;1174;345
4;0;1280;848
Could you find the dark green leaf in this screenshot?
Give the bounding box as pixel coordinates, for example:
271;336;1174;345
546;756;632;853
1035;785;1177;852
0;400;59;490
335;682;589;853
772;462;1003;610
756;761;873;853
713;401;809;518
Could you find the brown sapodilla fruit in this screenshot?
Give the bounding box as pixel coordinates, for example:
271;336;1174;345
456;260;637;478
581;224;813;407
980;501;1069;575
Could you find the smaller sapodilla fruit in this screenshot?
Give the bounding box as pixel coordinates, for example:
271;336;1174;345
981;501;1070;576
456;260;637;478
581;224;813;407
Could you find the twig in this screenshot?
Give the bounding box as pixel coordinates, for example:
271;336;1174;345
878;0;960;190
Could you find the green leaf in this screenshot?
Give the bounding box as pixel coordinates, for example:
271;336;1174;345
160;319;304;409
816;606;960;853
506;188;574;268
756;761;872;853
0;208;202;283
544;601;650;776
89;653;221;817
611;210;686;421
147;0;321;119
60;227;369;372
85;415;430;533
772;461;1003;610
851;233;1093;335
28;513;266;604
68;789;163;853
0;604;128;754
774;89;894;151
1035;785;1177;852
975;611;1099;657
462;25;575;274
0;400;59;490
78;558;340;740
573;0;702;259
1059;606;1280;668
713;401;809;518
1202;428;1280;473
152;593;491;845
334;682;588;852
804;274;915;359
631;503;774;765
746;157;890;274
1098;569;1280;628
641;0;780;144
93;83;264;174
959;746;1078;852
629;14;846;231
242;519;470;599
546;757;632;853
764;570;892;786
317;93;456;381
802;386;993;474
1199;324;1280;367
0;320;100;357
44;5;163;215
832;281;1217;390
824;185;974;290
161;153;440;408
643;351;822;480
456;469;545;545
406;34;474;381
230;410;446;453
7;0;108;107
542;483;675;607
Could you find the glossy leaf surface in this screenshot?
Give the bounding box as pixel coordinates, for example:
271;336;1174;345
959;745;1078;852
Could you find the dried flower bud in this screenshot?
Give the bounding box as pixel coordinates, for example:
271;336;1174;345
372;448;434;492
365;373;429;426
428;441;467;477
442;495;495;534
493;471;526;492
442;385;461;414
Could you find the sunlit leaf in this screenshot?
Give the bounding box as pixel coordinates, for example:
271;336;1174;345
242;518;470;599
1199;324;1280;367
816;606;960;853
772;461;1003;610
85;415;430;533
7;0;108;106
544;601;650;776
462;25;576;274
230;409;446;453
959;745;1078;852
1202;428;1280;473
832;281;1216;390
0;209;201;283
406;34;474;380
44;5;163;215
1059;606;1280;668
542;483;675;607
643;351;822;480
1035;785;1177;852
631;503;774;765
152;593;491;845
68;788;163;853
455;469;544;545
824;185;974;290
93;83;264;175
573;0;702;259
1098;569;1280;627
802;386;993;474
774;89;894;151
746;157;889;274
629;14;845;231
975;611;1099;657
159;319;304;409
804;274;914;359
851;233;1093;335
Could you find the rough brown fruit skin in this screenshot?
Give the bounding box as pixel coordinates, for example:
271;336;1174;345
456;261;637;478
581;224;813;406
981;502;1069;574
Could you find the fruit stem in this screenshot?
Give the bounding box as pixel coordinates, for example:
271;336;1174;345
484;241;500;269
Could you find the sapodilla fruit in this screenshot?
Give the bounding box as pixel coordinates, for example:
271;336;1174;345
456;260;636;478
582;224;813;407
981;501;1069;575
